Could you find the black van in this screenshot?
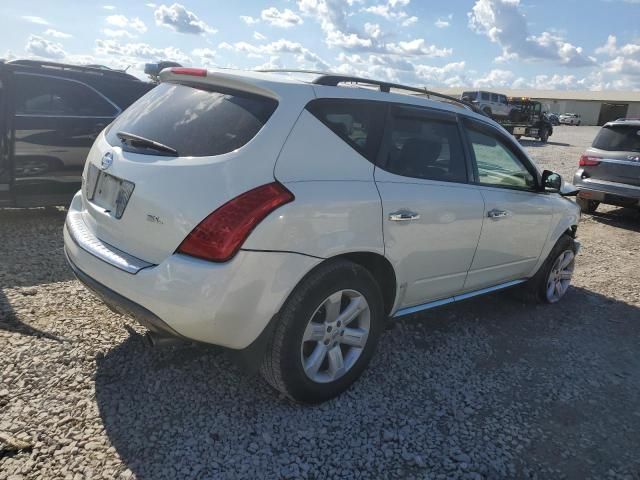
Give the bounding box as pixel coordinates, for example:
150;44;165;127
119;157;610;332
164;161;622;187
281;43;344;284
0;60;154;207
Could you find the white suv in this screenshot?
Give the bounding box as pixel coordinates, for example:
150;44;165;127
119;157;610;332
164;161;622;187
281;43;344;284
461;90;513;119
64;68;581;403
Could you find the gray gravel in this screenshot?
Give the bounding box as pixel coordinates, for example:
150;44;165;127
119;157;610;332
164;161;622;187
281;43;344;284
2;126;640;479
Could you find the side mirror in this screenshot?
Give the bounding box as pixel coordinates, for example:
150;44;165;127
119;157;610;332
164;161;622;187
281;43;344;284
541;170;579;196
541;170;562;193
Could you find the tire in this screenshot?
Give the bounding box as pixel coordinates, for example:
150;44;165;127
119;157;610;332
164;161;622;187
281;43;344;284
514;134;522;140
577;121;581;126
260;259;384;403
576;197;599;214
539;128;549;143
521;235;577;304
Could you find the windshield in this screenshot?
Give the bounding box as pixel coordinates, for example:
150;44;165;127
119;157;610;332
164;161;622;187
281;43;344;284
106;82;278;157
593;125;640;152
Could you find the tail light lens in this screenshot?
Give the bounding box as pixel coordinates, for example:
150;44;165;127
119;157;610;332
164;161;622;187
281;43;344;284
176;182;294;262
579;155;601;166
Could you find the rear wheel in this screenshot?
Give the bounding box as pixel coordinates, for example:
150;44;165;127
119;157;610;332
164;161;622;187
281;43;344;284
539;128;549;143
522;235;577;304
260;259;384;403
576;197;599;214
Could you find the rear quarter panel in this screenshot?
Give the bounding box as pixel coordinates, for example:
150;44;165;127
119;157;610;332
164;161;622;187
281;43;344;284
242;110;384;258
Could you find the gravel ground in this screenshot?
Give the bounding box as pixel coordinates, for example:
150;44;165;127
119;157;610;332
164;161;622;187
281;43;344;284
2;126;640;480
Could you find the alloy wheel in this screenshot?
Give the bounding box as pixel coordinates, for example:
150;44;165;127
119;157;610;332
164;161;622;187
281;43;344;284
546;249;575;303
300;289;371;383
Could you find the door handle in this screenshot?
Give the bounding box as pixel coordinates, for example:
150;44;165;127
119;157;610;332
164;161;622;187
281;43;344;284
487;209;510;219
389;210;420;222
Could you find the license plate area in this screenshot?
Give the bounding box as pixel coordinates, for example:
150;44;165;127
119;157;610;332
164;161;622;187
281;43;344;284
513;127;526;135
87;165;135;219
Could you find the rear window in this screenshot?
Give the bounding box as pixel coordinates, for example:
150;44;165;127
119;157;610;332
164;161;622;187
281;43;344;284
106;82;278;157
592;125;640;152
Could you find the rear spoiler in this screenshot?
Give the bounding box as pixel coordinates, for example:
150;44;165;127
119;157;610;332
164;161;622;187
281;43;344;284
159;67;281;100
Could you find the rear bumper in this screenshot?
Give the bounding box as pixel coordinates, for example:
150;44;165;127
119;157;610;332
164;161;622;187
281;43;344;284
573;172;640;203
63;194;321;349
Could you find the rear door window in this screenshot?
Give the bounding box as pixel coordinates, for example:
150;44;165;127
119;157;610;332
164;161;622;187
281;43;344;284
491;93;499;102
593;125;640;152
106;82;278;157
15;74;118;117
306;99;386;162
381;108;467;183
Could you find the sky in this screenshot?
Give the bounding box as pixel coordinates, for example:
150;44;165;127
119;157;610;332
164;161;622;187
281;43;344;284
1;0;639;91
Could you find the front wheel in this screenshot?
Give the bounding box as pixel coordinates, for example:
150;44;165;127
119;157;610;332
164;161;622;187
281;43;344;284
260;259;384;403
522;235;577;304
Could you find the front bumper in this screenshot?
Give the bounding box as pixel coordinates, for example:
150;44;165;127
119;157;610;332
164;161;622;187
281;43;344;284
573;172;640;205
63;194;321;349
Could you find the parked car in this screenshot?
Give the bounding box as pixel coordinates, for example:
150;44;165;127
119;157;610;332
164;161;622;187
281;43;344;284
63;68;581;403
0;59;154;207
547;113;560;126
559;113;581;126
460;90;514;119
573;118;640;213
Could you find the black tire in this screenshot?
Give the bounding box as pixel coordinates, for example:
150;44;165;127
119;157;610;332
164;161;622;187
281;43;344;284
260;259;384;403
521;235;577;304
514;134;522;140
539;128;549;143
576;197;599;214
577;121;581;126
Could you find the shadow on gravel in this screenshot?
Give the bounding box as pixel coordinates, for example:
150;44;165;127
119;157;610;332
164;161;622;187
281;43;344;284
95;285;640;479
0;288;62;341
589;207;640;232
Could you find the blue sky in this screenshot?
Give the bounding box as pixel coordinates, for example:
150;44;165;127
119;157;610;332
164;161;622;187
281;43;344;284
1;0;639;90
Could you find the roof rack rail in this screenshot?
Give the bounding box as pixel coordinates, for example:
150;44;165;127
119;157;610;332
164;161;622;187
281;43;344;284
313;74;479;113
7;59;139;80
256;69;481;114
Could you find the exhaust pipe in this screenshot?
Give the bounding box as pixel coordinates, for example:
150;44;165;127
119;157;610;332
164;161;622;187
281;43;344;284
145;331;183;347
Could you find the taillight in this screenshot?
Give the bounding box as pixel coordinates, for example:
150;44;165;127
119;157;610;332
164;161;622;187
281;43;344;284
579;155;601;166
170;67;207;77
176;182;294;262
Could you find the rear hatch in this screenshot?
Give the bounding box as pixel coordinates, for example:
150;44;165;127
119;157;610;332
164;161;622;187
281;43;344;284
79;69;311;264
584;123;640;187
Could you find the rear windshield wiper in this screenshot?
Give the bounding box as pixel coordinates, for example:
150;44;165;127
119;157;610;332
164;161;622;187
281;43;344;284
116;131;179;156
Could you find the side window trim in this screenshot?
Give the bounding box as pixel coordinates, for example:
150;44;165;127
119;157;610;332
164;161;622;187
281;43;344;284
13;72;121;118
376;104;471;185
462;117;541;192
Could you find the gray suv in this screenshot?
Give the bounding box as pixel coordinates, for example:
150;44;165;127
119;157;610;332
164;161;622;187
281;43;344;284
573;119;640;213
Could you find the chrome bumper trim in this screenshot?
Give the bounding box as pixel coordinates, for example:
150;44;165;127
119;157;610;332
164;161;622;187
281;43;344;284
65;211;154;274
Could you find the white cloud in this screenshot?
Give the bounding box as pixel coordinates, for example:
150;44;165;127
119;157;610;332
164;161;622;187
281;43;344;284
472;68;515;88
43;29;72;39
102;5;116;10
25;35;65;59
154;3;215;34
595;35;640;84
95;39;191;64
468;0;593;67
386;39;452;57
240;15;260;25
260;7;303;28
221;39;328;70
22;16;49;25
402;16;418;27
435;14;452;28
297;0;448;58
253;31;267;41
102;29;135;38
106;15;147;33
